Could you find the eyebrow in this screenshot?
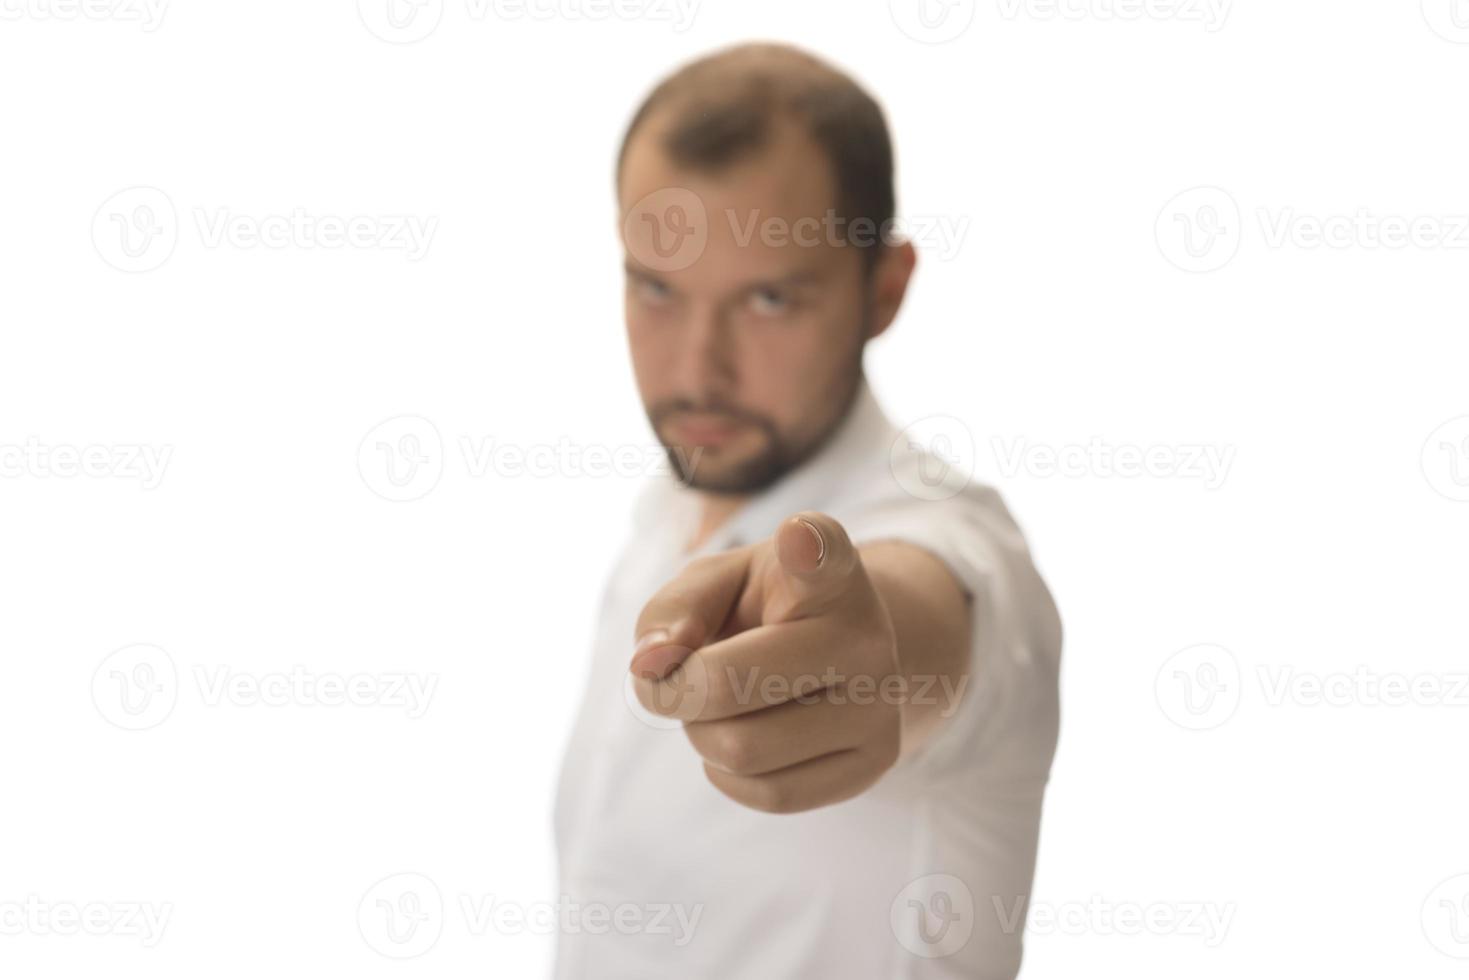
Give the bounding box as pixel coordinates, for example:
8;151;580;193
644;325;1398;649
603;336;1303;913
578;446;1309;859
623;260;826;292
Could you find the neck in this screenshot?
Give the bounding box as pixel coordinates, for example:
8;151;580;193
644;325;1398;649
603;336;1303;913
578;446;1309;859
686;492;749;553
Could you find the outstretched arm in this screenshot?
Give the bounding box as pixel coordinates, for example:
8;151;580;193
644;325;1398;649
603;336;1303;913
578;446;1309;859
628;511;972;814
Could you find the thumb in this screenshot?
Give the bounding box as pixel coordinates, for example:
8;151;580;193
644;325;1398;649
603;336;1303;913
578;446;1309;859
772;511;860;616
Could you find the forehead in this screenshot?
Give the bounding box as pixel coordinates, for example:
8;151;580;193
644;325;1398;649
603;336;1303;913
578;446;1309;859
618;111;851;284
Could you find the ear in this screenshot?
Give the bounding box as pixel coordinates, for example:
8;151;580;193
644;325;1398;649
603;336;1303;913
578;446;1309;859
864;239;917;341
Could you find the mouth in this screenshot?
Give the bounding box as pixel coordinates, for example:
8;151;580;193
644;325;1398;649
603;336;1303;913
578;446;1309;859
666;413;746;448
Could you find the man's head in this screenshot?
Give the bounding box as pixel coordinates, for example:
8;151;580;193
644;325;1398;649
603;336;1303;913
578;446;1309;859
616;43;917;494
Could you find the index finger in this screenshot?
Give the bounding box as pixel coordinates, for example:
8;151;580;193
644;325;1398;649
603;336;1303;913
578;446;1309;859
630;546;751;680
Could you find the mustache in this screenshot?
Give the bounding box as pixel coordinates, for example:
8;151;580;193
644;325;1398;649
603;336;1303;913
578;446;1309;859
648;399;774;430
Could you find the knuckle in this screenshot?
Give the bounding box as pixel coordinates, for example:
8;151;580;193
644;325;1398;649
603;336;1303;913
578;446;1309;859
747;776;794;814
700;660;736;716
715;726;760;775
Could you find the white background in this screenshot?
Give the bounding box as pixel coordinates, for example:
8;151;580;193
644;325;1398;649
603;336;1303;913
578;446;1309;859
3;1;1468;977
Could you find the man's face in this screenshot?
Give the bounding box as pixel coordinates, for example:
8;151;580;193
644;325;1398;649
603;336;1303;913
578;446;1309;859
618;115;878;494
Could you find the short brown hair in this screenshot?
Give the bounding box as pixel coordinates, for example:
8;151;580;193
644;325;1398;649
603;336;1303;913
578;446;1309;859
615;42;897;275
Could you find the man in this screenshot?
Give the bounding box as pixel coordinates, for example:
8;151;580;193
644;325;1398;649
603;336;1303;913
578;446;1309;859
554;42;1061;979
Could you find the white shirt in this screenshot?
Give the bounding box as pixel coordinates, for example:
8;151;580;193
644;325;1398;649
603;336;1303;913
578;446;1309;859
553;378;1061;979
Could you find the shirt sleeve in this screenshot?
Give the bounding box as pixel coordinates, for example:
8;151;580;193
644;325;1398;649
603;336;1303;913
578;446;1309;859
839;468;1062;785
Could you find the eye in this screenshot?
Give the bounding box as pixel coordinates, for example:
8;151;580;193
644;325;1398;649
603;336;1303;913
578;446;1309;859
747;286;792;317
632;275;673;304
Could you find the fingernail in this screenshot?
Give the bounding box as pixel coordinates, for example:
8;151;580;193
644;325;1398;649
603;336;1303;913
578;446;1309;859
634;628;670;658
632;628;684;679
797;518;825;566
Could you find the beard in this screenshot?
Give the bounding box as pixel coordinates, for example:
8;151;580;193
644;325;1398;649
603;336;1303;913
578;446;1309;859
649;399;789;494
647;329;868;496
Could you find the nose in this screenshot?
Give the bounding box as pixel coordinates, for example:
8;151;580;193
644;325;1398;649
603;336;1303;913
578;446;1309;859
678;303;737;400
